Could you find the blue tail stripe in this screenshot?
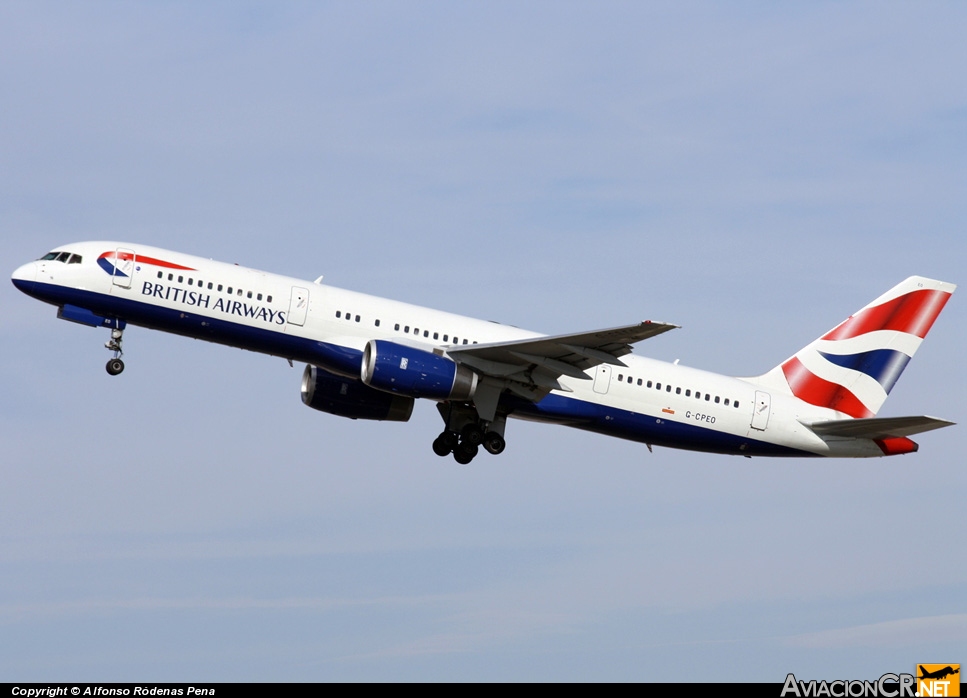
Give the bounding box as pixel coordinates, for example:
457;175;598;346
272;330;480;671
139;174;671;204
819;349;911;393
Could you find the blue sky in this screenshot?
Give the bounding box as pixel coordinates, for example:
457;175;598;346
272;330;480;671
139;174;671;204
2;1;965;681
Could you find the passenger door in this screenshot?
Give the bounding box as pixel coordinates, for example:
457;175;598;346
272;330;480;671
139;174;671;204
592;364;611;395
751;390;771;431
112;248;135;289
287;286;309;327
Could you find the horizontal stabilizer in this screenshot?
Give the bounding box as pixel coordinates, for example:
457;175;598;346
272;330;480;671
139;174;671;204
805;415;955;440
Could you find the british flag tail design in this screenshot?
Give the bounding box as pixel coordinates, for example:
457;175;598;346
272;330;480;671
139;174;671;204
753;277;955;418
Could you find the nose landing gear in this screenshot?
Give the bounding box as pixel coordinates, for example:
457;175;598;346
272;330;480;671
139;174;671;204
105;327;125;375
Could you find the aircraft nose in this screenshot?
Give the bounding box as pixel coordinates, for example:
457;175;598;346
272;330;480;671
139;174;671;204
11;261;37;291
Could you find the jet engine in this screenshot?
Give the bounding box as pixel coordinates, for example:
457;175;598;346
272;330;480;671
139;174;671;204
301;365;414;421
360;340;477;401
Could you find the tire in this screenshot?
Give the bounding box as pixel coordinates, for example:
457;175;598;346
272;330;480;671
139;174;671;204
432;434;452;457
483;432;506;455
106;358;125;376
441;430;459;450
461;423;484;446
453;442;478;465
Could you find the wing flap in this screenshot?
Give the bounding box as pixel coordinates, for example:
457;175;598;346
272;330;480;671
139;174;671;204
805;415;955;439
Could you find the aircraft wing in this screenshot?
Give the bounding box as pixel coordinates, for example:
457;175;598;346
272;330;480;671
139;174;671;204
446;320;678;395
805;416;955;440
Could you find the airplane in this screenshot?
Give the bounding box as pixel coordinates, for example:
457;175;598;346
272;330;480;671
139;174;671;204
918;666;960;681
11;242;957;463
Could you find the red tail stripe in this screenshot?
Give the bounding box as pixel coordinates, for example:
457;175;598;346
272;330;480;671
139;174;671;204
781;357;874;418
823;289;951;341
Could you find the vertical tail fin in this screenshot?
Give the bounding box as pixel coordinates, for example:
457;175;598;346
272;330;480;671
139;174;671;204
750;276;955;417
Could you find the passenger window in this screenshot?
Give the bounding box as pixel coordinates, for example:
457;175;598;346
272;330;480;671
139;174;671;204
208;283;213;290
676;387;681;394
375;319;380;327
394;323;400;331
656;383;661;390
178;276;184;283
464;339;469;345
227;287;233;294
618;374;624;381
237;289;243;296
627;376;633;384
637;379;642;386
414;328;419;335
453;337;458;343
356;315;361;323
666;385;672;392
267;295;272;303
433;332;439;340
685;389;691;397
647;381;653;388
157;271;163;279
705;394;711;401
734;402;740;409
336;311;341;318
696;393;702;399
724;399;730;406
188;278;193;285
714;396;720;404
257;293;262;301
247;291;252;299
218;285;223;292
404;326;410;333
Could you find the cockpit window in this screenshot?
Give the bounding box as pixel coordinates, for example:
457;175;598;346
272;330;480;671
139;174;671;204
38;251;83;264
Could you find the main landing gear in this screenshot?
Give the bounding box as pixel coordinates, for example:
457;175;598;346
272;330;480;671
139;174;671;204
104;327;125;375
433;403;507;465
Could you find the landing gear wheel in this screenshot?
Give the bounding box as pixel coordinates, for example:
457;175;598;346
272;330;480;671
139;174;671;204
453;442;478;465
483;431;506;455
432;437;450;457
461;423;484;446
441;430;459;450
103;325;126;375
432;432;455;457
106;358;125;376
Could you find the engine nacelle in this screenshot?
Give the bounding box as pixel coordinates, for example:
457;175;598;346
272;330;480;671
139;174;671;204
301;365;414;421
361;340;478;401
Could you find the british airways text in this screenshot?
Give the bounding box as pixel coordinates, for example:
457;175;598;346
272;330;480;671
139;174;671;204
141;282;286;325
